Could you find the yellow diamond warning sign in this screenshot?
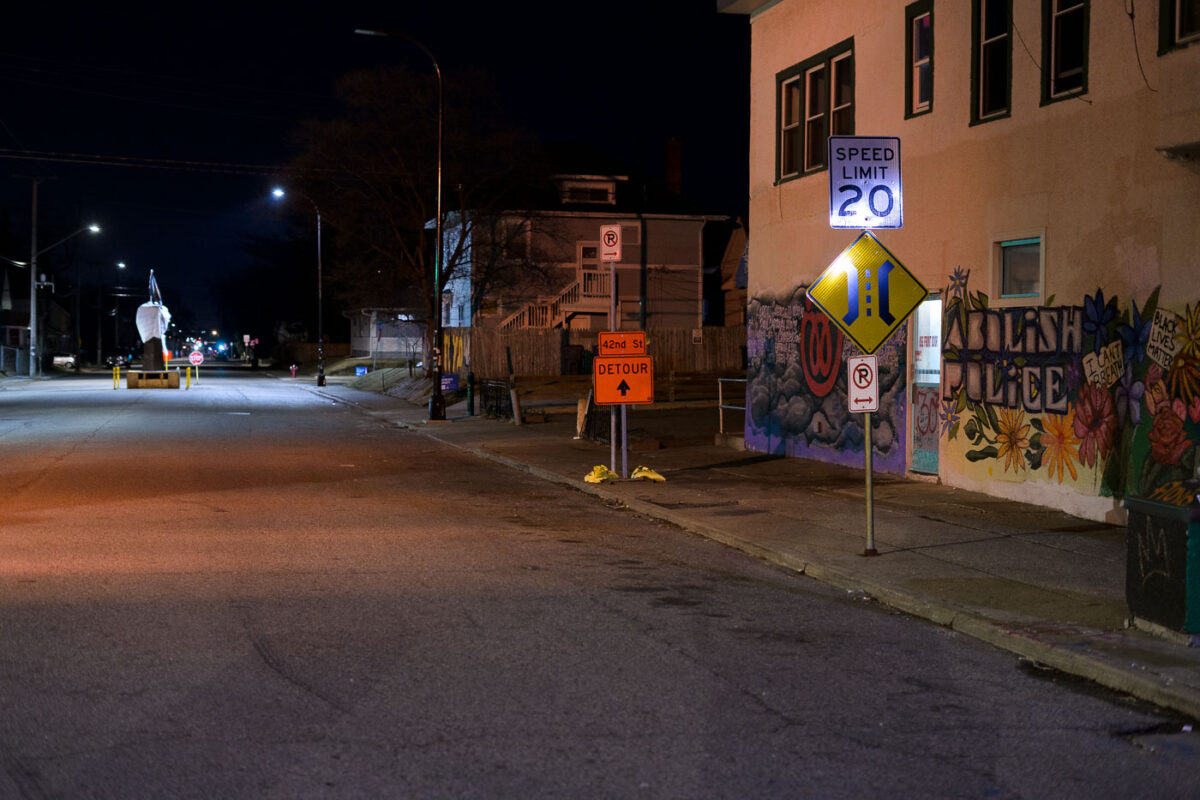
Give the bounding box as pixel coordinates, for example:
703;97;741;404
806;231;927;355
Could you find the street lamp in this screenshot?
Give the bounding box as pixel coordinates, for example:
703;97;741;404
27;180;102;377
95;260;126;366
354;27;446;420
271;187;325;386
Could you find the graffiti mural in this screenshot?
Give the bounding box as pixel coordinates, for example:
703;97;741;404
941;266;1200;499
745;288;908;473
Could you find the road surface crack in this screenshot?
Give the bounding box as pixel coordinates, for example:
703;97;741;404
231;602;351;716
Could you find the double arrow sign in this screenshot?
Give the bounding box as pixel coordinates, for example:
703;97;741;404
593;331;654;405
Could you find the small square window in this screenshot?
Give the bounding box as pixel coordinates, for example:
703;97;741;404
1000;238;1041;298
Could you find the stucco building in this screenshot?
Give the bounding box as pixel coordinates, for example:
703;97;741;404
720;0;1199;521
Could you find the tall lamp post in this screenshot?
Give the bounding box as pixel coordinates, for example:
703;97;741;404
26;183;101;377
354;27;446;419
272;187;325;386
95;261;127;366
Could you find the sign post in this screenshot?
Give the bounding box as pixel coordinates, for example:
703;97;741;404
847;354;880;552
599;225;623;474
188;350;203;387
810;137;926;556
808;237;924;556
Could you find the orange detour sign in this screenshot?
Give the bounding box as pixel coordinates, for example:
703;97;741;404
593;355;654;405
598;330;647;356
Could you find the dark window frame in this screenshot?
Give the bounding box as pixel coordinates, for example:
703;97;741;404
970;0;1013;126
1159;0;1200;53
1041;0;1089;104
775;38;855;184
905;0;935;119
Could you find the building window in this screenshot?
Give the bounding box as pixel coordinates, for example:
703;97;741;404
906;0;934;118
971;0;1011;124
999;237;1042;298
1043;0;1088;102
1160;0;1200;52
776;39;854;181
501;222;529;261
555;178;616;205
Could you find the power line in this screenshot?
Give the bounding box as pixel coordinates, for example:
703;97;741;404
0;147;292;176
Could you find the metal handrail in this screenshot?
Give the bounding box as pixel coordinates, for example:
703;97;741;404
717;377;746;435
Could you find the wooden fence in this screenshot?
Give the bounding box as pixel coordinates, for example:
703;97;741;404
442;326;746;380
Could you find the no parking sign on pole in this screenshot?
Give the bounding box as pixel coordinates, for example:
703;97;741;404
847;355;878;413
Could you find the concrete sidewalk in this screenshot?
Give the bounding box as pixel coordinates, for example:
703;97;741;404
316;377;1200;719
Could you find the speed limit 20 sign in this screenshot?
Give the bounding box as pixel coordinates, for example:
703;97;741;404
828;136;902;229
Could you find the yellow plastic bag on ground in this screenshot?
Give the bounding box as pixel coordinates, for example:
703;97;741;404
631;465;665;482
584;464;620;483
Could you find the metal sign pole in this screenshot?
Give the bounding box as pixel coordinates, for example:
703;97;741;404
864;410;878;556
621;404;628;478
610;261;617;474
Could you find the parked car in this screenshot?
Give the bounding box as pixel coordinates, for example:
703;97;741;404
50;352;78;370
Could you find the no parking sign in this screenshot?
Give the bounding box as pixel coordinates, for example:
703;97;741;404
847;354;878;413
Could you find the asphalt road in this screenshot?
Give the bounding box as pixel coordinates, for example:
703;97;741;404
1;371;1196;799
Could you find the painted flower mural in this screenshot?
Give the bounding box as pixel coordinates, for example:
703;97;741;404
947;266;970;302
1083;289;1117;353
1117;300;1149;367
1041;410;1080;484
942;278;1198;501
1148;410;1190;466
996;408;1031;472
1073;381;1117;468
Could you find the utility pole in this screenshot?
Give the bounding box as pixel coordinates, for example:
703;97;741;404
29;179;40;378
18;175;56;378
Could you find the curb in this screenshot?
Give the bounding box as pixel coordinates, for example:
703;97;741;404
387;416;1200;719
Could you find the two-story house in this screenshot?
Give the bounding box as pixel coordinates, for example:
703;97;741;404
441;174;729;333
720;0;1199;522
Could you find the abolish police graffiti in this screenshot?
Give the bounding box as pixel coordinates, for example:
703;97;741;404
943;304;1086;413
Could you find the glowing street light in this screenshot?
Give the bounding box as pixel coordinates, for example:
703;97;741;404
96;260;127;366
354;27;446;419
26;181;102;377
271;186;325;386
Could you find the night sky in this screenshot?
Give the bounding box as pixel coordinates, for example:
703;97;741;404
1;2;748;335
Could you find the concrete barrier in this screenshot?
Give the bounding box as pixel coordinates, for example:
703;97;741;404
127;370;180;389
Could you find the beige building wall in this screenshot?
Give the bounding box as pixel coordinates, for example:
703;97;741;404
742;0;1199;520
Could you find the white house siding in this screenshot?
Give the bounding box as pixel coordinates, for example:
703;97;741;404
742;0;1200;521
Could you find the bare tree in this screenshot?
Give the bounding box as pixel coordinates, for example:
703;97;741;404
285;66;556;352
